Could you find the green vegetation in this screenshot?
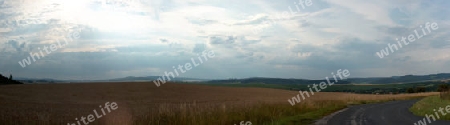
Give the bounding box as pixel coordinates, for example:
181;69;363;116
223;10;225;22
410;96;450;120
206;81;447;94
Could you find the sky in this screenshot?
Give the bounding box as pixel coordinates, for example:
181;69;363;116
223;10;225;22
0;0;449;80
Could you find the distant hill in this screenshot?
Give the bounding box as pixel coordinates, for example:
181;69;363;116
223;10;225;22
347;73;450;84
15;76;208;83
13;73;450;84
206;73;450;85
109;76;209;82
208;77;351;84
0;74;23;85
15;77;61;83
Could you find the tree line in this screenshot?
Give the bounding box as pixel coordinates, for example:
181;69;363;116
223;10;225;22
0;74;23;85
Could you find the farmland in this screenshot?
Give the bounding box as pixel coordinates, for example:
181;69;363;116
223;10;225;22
0;82;439;125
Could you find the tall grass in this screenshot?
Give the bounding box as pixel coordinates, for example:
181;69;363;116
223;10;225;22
132;101;346;125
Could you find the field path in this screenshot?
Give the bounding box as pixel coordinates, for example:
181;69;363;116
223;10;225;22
317;100;450;125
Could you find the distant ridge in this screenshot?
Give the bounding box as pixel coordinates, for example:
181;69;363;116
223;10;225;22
16;76;208;83
346;73;450;84
207;73;450;84
208;77;351;84
109;76;208;82
13;73;450;84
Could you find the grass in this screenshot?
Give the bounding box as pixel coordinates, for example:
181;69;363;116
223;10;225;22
270;101;347;125
0;82;439;125
271;92;437;125
119;92;437;125
135;100;347;125
410;95;450;121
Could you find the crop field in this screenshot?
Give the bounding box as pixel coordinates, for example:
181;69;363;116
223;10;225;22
0;82;439;125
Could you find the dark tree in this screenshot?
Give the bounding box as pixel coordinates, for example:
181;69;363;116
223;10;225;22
406;88;415;93
415;87;426;93
0;73;23;84
437;84;449;92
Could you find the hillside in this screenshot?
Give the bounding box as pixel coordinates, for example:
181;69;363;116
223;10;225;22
13;73;450;85
208;77;351;84
206;73;450;85
109;76;208;82
347;73;450;84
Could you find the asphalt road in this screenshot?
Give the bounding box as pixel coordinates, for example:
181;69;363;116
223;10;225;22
319;100;450;125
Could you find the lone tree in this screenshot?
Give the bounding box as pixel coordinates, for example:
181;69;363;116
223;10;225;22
437;84;449;92
438;84;450;100
406;88;415;93
9;74;12;80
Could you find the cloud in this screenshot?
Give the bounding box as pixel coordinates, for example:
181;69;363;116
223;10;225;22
6;40;27;52
1;0;450;80
233;14;269;25
324;0;396;26
192;43;206;53
187;18;219;25
208;35;236;45
159;38;168;43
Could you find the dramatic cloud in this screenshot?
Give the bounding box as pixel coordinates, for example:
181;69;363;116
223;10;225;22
0;0;449;80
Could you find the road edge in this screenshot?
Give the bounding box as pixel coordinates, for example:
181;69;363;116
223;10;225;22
314;107;349;125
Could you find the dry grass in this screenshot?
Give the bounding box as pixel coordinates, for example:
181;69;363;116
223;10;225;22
0;82;439;125
440;90;450;100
